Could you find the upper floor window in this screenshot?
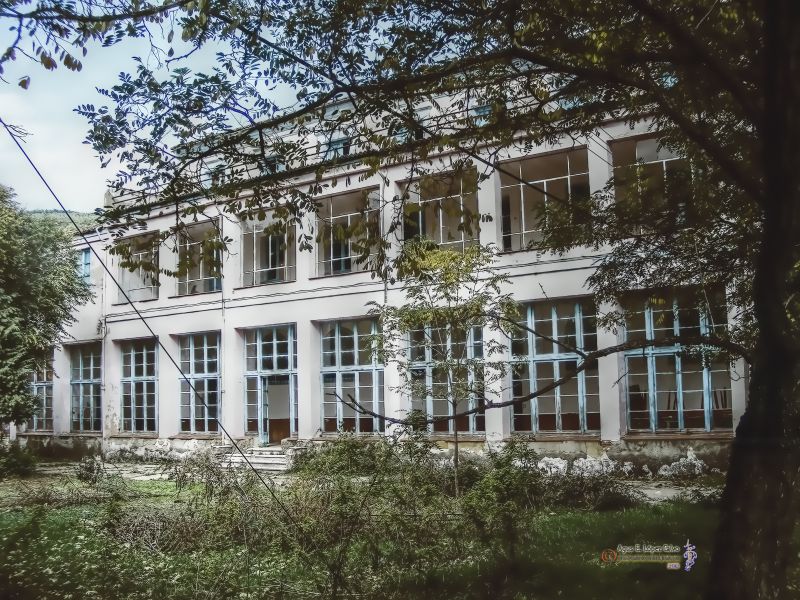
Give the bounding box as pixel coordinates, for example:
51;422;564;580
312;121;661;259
120;339;157;433
179;333;220;433
611;137;691;230
79;248;91;284
403;169;479;252
28;358;54;432
118;233;159;302
177;221;222;296
316;189;380;277
321;319;384;434
322;137;351;162
499;149;589;252
623;291;732;432
242;217;296;286
409;325;485;434
511;300;599;434
70;343;102;432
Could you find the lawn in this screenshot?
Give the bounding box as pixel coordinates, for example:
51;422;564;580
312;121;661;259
0;451;722;600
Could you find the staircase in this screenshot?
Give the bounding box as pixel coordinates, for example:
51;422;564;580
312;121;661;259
220;445;290;473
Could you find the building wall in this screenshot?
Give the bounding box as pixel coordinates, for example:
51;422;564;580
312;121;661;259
17;121;745;463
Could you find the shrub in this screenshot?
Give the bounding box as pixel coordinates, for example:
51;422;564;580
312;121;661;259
0;441;36;479
74;456;105;484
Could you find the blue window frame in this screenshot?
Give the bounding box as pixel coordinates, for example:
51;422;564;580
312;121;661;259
244;325;298;443
321;319;384;433
511;300;599;433
623;293;732;432
408;325;485;434
80;248;91;284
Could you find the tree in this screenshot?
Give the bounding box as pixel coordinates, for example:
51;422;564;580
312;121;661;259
368;241;516;496
1;1;797;597
0;185;92;427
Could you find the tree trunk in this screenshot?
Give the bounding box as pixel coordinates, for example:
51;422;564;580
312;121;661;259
708;3;800;597
453;424;460;498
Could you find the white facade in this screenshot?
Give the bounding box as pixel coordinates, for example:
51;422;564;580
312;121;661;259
18;120;748;462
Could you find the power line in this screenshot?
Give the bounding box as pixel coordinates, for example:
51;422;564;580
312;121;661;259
0;114;312;546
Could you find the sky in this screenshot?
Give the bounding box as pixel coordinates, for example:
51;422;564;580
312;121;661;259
0;39;155;213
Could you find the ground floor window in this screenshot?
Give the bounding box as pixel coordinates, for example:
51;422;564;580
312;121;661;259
511;300;600;433
70;343;102;432
28;359;54;431
321;319;385;433
179;333;220;433
245;325;298;442
121;339;157;432
624;292;732;432
408;325;485;434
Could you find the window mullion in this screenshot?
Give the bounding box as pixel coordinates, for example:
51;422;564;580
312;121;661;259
645;306;657;432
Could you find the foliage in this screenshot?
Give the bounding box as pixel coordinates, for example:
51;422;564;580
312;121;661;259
0;442;36;480
0;438;735;600
26;209;98;233
0;186;92;426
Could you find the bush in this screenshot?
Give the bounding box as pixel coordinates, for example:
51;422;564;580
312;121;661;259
0;441;36;479
74;456;104;484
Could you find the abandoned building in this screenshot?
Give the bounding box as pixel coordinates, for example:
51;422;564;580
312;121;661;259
12;113;748;466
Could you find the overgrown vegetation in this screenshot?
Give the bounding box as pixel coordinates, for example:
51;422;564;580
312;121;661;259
0;442;35;480
0;435;750;599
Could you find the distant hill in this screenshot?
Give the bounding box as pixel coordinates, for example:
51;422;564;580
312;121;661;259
27;209;99;233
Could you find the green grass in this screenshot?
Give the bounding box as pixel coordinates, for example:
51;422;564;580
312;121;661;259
0;473;716;600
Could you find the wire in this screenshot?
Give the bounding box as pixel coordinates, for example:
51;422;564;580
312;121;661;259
0;114;311;544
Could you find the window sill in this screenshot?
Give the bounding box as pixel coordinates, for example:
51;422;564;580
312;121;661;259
108;433;159;439
17;431;54;436
510;432;601;441
168;291;222;299
309;271;371;281
62;432;103;437
233;280;296;292
168;433;223;440
428;433;486;442
622;431;734;441
111;298;159;307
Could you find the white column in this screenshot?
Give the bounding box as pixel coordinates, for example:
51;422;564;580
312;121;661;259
52;346;71;434
483;327;511;446
220;326;245;439
597;302;623;442
479;168;502;248
587;132;613;191
296;319;322;439
157;334;181;438
381;317;408;434
103;339;123;437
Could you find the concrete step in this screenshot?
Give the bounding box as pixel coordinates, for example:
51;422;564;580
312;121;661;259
221;449;289;472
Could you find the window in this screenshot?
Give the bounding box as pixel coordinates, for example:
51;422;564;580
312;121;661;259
499;149;590;252
177;222;222;296
121;339;157;432
179;333;220;433
409;325;485;434
511;300;599;433
28;359;54;431
323;137;351;161
623;291;732;432
316;189;380;276
242;217;296;285
79;248;91;284
611;137;692;231
403;169;479;252
321;319;385;433
118;234;159;302
470;104;491;126
70;343;102;432
245;326;298;442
